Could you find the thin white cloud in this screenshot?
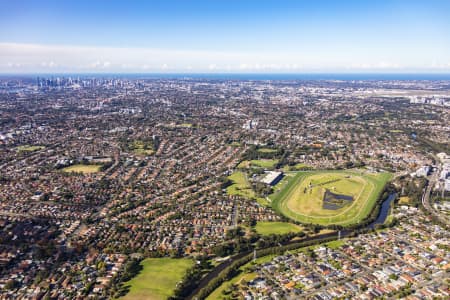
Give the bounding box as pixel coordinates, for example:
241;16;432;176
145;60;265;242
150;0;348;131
0;42;449;73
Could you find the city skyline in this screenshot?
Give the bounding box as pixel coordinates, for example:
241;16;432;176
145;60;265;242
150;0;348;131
1;0;450;73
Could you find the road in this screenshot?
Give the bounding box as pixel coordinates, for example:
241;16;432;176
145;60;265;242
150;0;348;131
421;166;449;226
232;199;239;228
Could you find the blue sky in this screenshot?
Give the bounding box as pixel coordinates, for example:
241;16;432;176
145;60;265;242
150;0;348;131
1;0;449;73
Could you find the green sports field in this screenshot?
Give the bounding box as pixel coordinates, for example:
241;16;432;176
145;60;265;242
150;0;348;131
271;170;392;226
283;163;314;171
254;221;303;235
237;159;279;169
129;140;155;156
121;258;193;300
257;148;277;153
16;145;45;152
62;164;102;174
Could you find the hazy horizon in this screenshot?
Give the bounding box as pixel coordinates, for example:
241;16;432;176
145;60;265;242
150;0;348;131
1;0;449;73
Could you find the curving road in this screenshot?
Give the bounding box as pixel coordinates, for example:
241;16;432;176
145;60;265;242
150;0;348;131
421;166;449;226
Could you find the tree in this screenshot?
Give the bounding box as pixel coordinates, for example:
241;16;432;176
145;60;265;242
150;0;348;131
5;279;18;290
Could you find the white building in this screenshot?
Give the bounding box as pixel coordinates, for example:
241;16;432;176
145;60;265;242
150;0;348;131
260;171;283;186
412;165;430;177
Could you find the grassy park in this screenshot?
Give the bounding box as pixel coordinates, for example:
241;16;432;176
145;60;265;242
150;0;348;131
229;141;241;147
129;140;154;155
271;170;392;226
226;171;269;205
62;164;102;174
254;221;303;235
257;148;277;153
206;254;277;300
206;271;257;300
16;145;45;152
237;159;279;169
250;159;278;168
226;171;256;199
121;258;193;300
398;196;411;205
284;163;314;171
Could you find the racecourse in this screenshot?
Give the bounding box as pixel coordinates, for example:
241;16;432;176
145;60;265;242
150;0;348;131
271;170;391;226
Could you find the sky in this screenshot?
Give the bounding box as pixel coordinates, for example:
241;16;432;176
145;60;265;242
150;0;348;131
0;0;449;73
